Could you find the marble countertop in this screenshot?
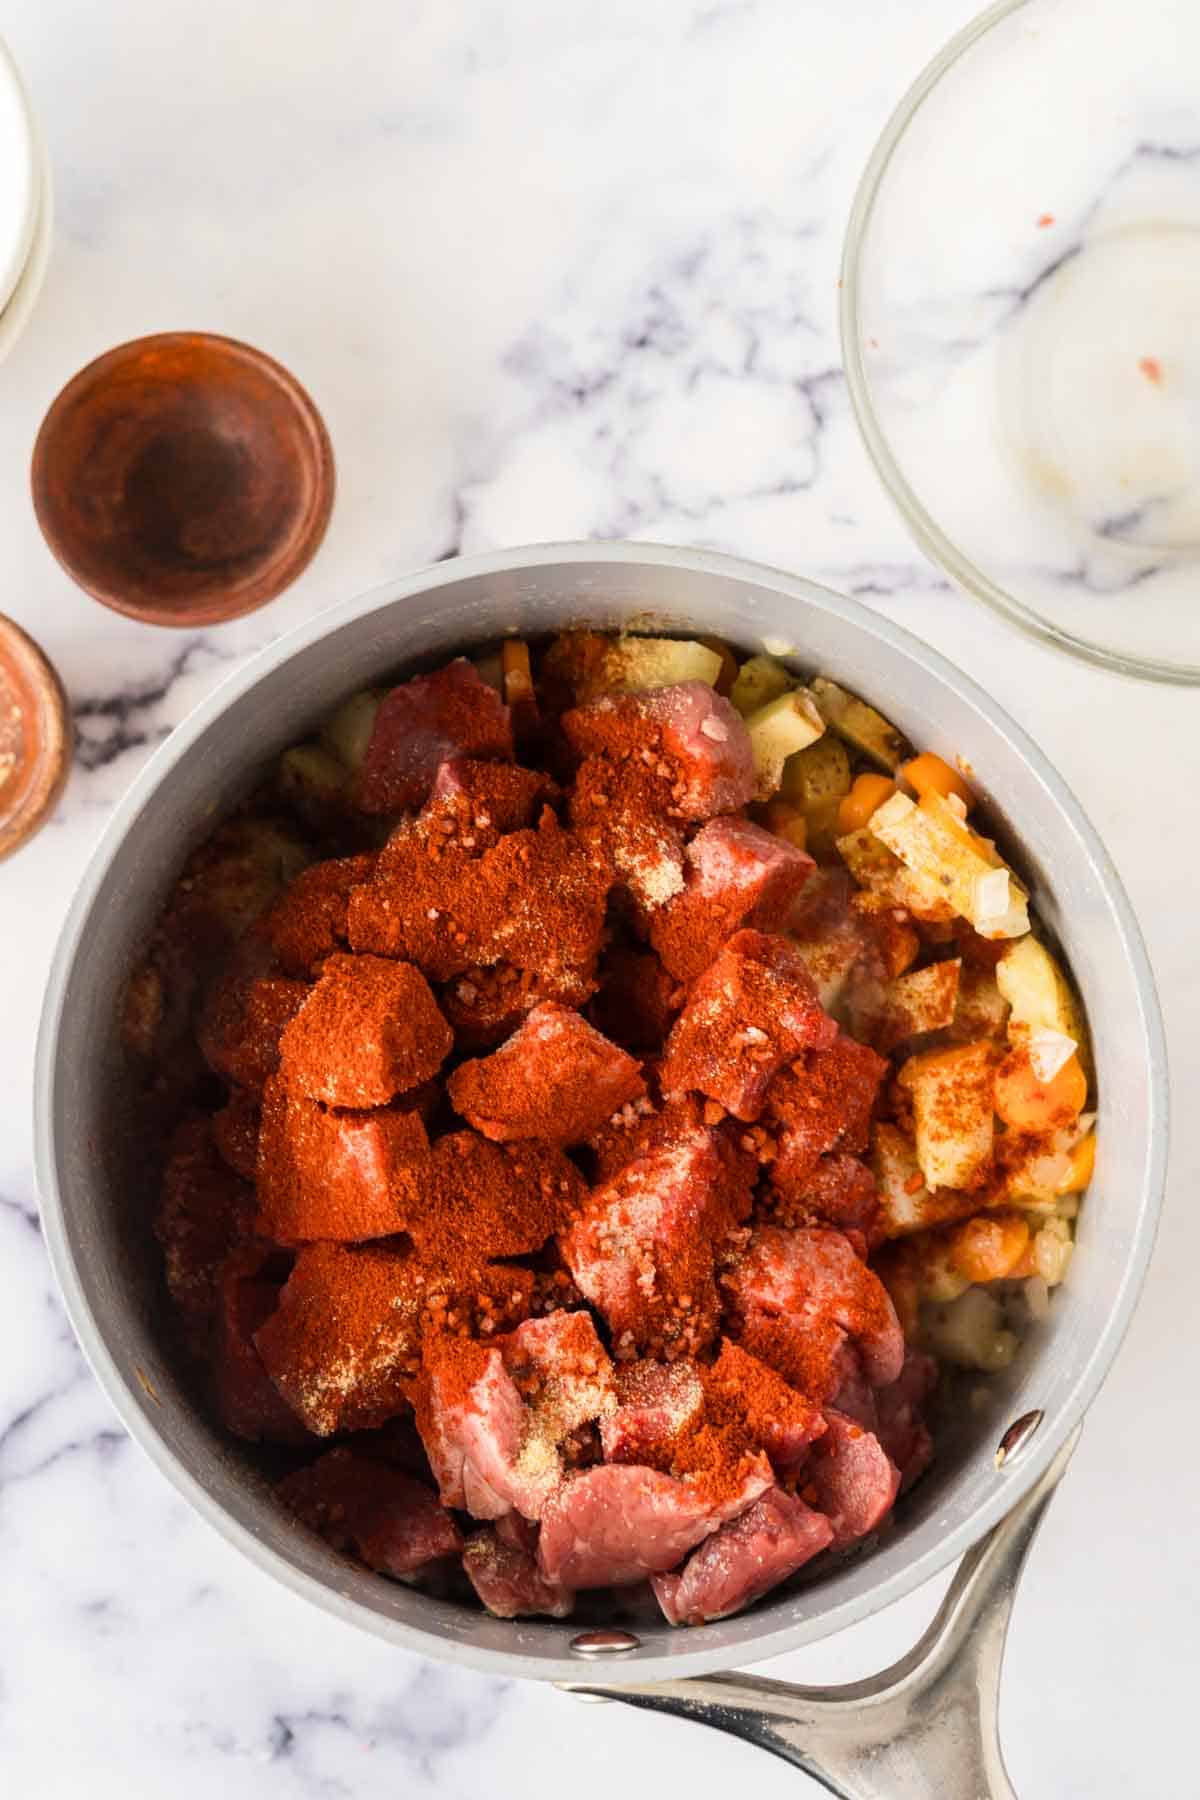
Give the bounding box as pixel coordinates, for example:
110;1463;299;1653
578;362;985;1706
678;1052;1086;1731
2;1;1195;1794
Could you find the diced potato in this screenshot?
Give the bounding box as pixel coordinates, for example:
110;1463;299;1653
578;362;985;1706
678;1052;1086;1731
869;791;1030;938
803;796;845;860
922;1286;1018;1371
790;918;864;1012
745;689;826;799
1030;1216;1074;1286
952;967;1010;1042
898;1040;996;1191
604;636;723;692
779;737;852;810
872;1123;980;1238
278;744;349;833
730;653;795;718
836;828;956;922
699;637;739;696
548;632;723;700
321;690;384;773
810;676;909;771
1004;1115;1096;1211
883;959;961;1043
996;934;1086;1050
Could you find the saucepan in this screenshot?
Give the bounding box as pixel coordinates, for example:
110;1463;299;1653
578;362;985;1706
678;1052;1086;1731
35;543;1167;1798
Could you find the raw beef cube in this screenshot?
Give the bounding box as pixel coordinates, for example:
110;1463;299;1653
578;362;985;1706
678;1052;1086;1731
802;1410;900;1550
416;1315;614;1521
277;1448;463;1577
424;758;557;846
560;1129;754;1360
765;1034;888;1186
788;870;877;1013
155;1117;255;1338
254;1243;425;1436
562;684;755;820
588;1092;719;1183
569;754;688;926
256;855;377;978
441;962;598;1053
405;1131;586;1269
704;1341;826;1474
722;1226;905;1400
212;1249;310;1444
660;930;837;1123
210;1088;261;1183
255;1076;428;1244
767;1153;880;1249
600;1360;706;1464
537;1456;773;1589
358;659;513;814
873;1348;937;1493
198;957;309;1094
653;1487;833;1625
651;818;815;982
279;953;452;1108
588;947;684;1052
349;811;609;989
463;1514;575;1619
448;1003;645;1145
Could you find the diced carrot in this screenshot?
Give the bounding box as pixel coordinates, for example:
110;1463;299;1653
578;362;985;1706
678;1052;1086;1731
1056;1131;1095;1194
947;1212;1031;1283
699;637;740;696
501;640;538;733
994;1049;1087;1133
761;800;807;851
837;773;897;835
902;752;974;810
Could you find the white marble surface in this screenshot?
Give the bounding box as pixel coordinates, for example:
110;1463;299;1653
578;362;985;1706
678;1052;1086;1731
1;2;1196;1794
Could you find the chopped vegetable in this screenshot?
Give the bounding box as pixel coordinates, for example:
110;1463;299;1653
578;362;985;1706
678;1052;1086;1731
780;737;852;811
869;791;1030;938
898;1040;996;1191
729;654;794;718
994;1048;1087;1133
836;827;956;922
837;772;897;836
810;676;908;771
502;639;538;734
947;1213;1031;1283
278;745;349;832
996;934;1087;1058
881;959;962;1044
901;752;974;810
744;689;825;799
699;637;739;696
923;1286;1017;1371
320;691;384;773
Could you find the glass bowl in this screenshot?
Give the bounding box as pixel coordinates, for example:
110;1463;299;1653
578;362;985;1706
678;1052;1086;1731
842;0;1200;682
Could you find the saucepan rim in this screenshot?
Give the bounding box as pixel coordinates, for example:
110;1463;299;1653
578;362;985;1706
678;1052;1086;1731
34;540;1168;1682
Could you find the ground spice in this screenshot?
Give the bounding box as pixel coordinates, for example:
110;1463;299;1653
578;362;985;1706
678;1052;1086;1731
405;1130;586;1270
278;952;453;1107
257;854;377;978
348;807;610;988
447;1001;645;1145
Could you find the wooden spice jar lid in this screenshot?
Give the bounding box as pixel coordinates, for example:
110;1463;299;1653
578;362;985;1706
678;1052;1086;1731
0;614;70;858
31;332;335;627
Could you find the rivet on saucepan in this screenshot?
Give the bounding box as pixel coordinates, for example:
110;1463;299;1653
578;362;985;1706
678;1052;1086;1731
569;1629;641;1657
995;1409;1045;1469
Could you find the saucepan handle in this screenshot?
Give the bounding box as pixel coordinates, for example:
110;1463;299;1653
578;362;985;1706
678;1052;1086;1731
560;1426;1081;1800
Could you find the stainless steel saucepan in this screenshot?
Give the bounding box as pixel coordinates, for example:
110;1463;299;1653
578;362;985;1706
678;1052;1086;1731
35;544;1167;1798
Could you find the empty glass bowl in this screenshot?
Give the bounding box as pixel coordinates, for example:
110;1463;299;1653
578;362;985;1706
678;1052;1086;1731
842;0;1200;682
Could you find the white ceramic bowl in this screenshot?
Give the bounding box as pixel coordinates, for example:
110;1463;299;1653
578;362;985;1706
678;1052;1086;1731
0;35;50;369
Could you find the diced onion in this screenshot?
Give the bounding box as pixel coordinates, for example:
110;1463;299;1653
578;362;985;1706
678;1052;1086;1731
1027;1027;1078;1083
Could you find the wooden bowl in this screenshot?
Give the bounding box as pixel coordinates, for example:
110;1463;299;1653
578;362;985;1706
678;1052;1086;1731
31;332;335;627
0;614;70;858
